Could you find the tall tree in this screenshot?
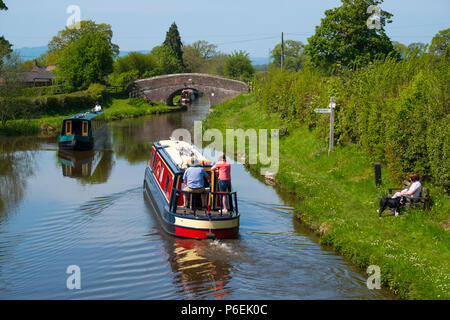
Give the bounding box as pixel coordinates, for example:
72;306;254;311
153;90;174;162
48;20;119;58
162;22;184;68
0;1;12;70
0;53;27;126
305;0;396;70
191;40;218;60
392;41;407;59
223;50;254;82
270;40;306;71
55;33;114;91
429;28;450;58
150;46;184;76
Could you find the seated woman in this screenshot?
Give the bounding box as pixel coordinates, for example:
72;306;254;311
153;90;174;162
377;173;422;217
391;173;422;200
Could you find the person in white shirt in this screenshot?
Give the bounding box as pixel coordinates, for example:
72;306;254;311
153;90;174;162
392;173;422;200
92;101;102;112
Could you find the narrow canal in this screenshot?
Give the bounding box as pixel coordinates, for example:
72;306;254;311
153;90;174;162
0;96;393;299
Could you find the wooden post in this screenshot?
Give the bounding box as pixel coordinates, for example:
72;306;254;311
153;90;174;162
328;97;336;156
374;162;382;187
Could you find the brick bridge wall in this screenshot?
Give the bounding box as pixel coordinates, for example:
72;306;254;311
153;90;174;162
129;73;249;106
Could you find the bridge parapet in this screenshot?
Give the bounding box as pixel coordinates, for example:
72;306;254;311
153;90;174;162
129;73;249;106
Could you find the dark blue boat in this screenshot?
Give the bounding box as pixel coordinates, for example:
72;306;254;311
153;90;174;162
58;111;107;150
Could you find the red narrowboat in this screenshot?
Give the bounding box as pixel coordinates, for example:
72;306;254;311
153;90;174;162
180;89;195;105
143;139;240;240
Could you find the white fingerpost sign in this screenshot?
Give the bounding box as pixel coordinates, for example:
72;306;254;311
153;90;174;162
314;97;336;155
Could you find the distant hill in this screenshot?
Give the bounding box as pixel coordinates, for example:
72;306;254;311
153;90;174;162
14;46;48;60
13;46;271;66
250;57;271;66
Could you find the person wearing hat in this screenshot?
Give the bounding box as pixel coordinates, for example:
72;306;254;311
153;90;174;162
182;156;210;208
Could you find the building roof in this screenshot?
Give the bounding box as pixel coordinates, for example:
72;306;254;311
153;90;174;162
22;61;55;83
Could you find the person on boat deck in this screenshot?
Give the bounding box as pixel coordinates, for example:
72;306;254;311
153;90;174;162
391;173;422;200
92;101;102;112
211;154;231;213
183;157;210;208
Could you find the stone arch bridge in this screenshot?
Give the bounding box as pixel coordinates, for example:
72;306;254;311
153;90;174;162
129;73;249;106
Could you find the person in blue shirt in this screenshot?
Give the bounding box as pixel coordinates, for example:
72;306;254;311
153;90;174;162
183;157;210;208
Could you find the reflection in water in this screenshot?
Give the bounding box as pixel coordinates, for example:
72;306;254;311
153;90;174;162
110;95;212;164
58;150;102;178
167;238;233;299
0;96;393;299
0;137;53;222
57;150;114;184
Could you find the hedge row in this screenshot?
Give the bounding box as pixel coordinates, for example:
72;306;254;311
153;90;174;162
9;83;106;119
253;54;449;186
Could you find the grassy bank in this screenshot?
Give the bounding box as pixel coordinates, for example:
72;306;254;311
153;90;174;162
204;94;450;300
0;96;182;136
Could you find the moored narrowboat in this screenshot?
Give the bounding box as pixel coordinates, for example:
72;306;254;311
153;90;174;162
143;139;240;240
58;110;107;150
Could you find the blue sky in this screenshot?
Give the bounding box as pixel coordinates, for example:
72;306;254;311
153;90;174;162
1;0;449;57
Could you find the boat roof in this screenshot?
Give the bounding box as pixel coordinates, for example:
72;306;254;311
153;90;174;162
154;139;212;172
64;110;103;121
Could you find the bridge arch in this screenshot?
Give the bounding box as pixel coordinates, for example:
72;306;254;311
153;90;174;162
129;73;249;106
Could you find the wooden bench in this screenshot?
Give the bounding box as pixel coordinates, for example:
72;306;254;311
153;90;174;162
388;181;431;211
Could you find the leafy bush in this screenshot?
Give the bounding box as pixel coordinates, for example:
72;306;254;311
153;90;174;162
254;53;449;185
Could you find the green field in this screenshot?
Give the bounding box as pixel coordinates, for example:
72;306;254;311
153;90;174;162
204;93;450;300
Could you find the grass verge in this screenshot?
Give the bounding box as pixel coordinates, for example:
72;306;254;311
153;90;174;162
204;93;450;300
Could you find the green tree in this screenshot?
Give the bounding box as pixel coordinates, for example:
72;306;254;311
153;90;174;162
48;20;119;58
305;0;396;70
191;40;218;60
429;28;450;57
182;45;204;73
162;22;184;68
0;1;12;70
113;52;156;78
392;41;407;59
223;50;254;82
270;40;306;71
183;41;225;74
406;42;427;59
0;53;29;126
55;33;114;91
150;46;184;76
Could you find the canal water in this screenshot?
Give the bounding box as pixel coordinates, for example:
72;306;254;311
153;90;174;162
0;96;392;299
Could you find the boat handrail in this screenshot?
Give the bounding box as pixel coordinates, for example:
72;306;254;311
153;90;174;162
170;188;239;217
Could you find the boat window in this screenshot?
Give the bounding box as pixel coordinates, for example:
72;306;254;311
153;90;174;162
71;121;83;135
164;174;170;193
64;165;72;176
65;121;72;135
82;163;89;176
82;121;89;136
159;166;165;183
149;149;155;168
154;161;161;179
